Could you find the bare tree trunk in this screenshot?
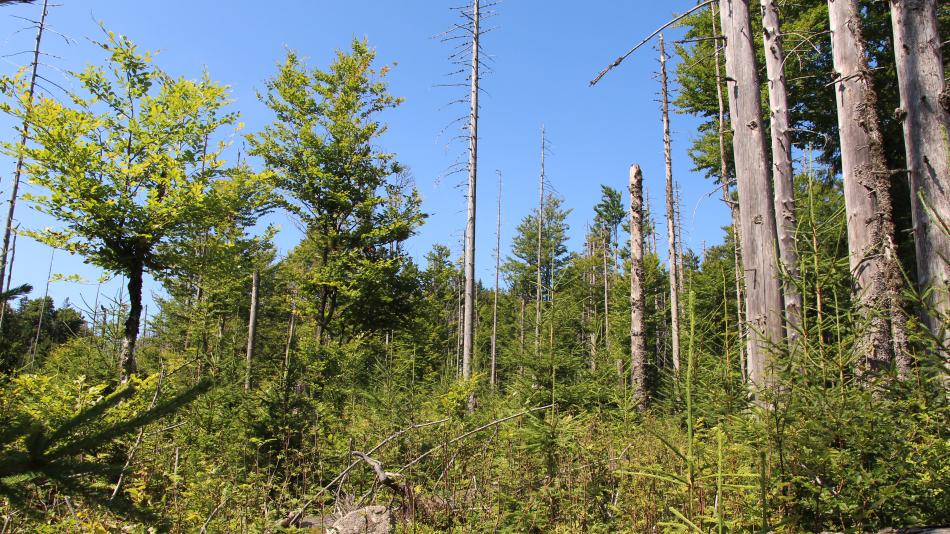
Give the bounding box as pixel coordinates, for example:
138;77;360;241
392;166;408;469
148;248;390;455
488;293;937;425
519;297;525;355
283;291;297;387
491;172;501;388
28;249;53;369
536;126;545;358
629;164;647;406
889;0;948;380
602;228;611;354
660;34;682;373
118;259;144;382
0;228;16;330
761;0;803;346
245;269;260;392
827;0;906;376
0;0;48;323
719;0;785;391
712;3;747;382
462;0;480;383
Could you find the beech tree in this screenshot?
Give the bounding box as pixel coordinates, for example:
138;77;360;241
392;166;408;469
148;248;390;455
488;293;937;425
1;32;240;381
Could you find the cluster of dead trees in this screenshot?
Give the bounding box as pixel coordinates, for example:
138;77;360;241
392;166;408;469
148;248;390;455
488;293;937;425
594;0;947;404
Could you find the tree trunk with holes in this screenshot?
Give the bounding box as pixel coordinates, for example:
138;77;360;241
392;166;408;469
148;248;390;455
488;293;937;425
761;0;802;346
828;0;908;376
718;0;785;392
889;0;949;381
629;164;647;406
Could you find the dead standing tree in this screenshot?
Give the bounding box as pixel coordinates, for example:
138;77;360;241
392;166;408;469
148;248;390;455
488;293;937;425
490;171;502;387
462;0;479;385
760;0;802;346
888;0;949;380
659;34;682;373
0;0;49;332
827;0;909;376
629;164;647;406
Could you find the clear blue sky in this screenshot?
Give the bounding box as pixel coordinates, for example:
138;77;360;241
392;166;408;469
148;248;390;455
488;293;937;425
0;0;730;318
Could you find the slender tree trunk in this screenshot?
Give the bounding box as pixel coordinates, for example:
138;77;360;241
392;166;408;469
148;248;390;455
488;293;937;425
889;0;948;379
0;229;16;330
462;0;480;382
283;292;297;387
827;0;906;375
119;259;144;382
245;269;260;392
28;249;53;369
660;34;682;373
629;164;647;406
519;297;525;355
719;0;786;391
0;0;48;303
761;0;803;346
603;228;611;354
536;126;545;358
490;173;501;388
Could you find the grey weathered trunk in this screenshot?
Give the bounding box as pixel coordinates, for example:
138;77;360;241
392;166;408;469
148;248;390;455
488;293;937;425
0;0;48;333
603;228;611;354
491;172;501;387
761;0;802;345
827;0;906;375
718;0;785;391
245;269;260;392
119;260;144;382
712;2;748;382
536;126;545;358
461;0;479;382
629;164;647;406
660;34;682;373
889;0;949;380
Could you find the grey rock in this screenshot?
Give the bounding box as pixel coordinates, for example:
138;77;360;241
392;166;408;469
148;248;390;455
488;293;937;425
330;506;393;534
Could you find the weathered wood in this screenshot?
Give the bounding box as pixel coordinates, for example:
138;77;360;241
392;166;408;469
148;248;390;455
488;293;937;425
827;0;906;375
629;164;647;406
718;0;786;391
490;172;501;387
462;0;479;384
761;0;802;345
889;0;949;380
244;269;259;392
659;34;682;373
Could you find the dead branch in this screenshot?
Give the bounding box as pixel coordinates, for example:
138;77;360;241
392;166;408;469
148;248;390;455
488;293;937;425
589;1;714;86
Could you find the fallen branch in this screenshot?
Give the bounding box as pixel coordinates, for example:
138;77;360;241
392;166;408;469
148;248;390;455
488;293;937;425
277;416;449;529
589;1;714;86
399;404;553;472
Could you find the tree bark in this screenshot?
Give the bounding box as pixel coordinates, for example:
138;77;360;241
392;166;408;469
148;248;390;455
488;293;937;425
119;260;144;382
602;227;611;354
462;0;479;383
660;34;682;373
245;269;260;392
827;0;906;375
712;2;748;382
629;164;647;407
719;0;786;391
536;126;545;358
761;0;803;346
889;0;948;380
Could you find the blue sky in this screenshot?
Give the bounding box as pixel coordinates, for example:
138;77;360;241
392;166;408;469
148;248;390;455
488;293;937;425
0;0;730;318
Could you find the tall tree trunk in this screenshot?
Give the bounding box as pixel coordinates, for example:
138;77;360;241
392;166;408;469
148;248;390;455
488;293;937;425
603;228;611;354
462;0;480;382
827;0;906;375
245;269;260;392
660;34;682;373
119;259;144;382
719;0;786;391
889;0;948;380
629;164;647;406
761;0;803;346
491;172;501;388
0;229;16;330
536;126;545;358
712;3;747;381
0;0;48;330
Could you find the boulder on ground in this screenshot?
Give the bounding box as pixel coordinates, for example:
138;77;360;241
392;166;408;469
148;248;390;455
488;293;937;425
329;505;393;534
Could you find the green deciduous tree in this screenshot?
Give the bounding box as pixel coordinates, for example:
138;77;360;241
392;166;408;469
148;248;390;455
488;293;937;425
0;30;246;381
